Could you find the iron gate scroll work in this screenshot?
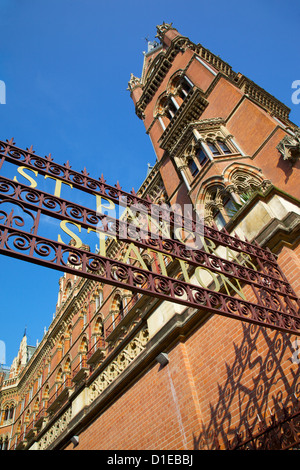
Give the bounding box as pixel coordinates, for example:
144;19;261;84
0;138;300;336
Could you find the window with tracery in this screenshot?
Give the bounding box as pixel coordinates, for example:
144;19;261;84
155;74;194;130
1;403;15;424
179;120;243;184
0;435;8;450
202;170;270;229
183;143;210;182
204;185;238;229
95;290;103;311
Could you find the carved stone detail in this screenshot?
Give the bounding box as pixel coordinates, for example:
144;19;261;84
277;128;300;164
37;406;72;450
89;325;149;403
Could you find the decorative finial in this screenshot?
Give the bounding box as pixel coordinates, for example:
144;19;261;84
26;145;35;154
127;73;142;92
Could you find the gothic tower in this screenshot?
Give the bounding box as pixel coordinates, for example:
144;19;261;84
128;22;300;240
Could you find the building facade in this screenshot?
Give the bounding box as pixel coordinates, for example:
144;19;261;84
0;23;300;451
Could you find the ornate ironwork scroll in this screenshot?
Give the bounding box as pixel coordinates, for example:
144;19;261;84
228;397;300;450
0;138;299;336
0;139;288;260
0;174;294;299
0;222;300;336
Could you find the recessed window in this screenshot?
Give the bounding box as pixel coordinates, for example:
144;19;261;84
217;140;231;154
208;142;220;156
196;147;209;166
186;146;209;180
188;158;199;177
207;139;232;156
204;185;239;229
178;77;193;99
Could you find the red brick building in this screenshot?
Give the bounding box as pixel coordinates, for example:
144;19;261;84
0;23;300;451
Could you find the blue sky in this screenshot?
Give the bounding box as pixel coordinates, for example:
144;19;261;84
0;0;299;367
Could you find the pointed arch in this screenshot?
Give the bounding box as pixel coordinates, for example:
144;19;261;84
222;163;271;195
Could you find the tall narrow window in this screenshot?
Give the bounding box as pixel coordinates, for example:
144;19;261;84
207;142;220;156
204;185;238;229
188;158;199;177
2;436;8;450
196;147;209;166
4;407;9;422
9;405;14;420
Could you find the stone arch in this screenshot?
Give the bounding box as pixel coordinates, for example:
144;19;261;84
196;177;238;228
222;163;271;196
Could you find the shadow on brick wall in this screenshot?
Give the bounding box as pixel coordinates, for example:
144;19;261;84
193;322;300;450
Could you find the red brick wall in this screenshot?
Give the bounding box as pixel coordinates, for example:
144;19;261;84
65;242;300;451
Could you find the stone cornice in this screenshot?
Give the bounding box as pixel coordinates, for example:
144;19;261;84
237;75;291;122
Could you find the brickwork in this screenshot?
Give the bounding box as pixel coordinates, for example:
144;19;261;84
1;23;300;451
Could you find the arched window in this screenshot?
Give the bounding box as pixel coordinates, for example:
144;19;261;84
185;144;209;181
58;335;65;354
0;435;9;450
111;293;124;316
33;398;39;413
217;139;231;154
66;324;72;347
188;157;199;177
204;185;238;229
95;290;103;311
156;74;194;131
207;141;220;156
196;146;209;166
109;293;125;331
2;403;14;423
65;280;72;298
3;406;9;422
43;384;49;403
